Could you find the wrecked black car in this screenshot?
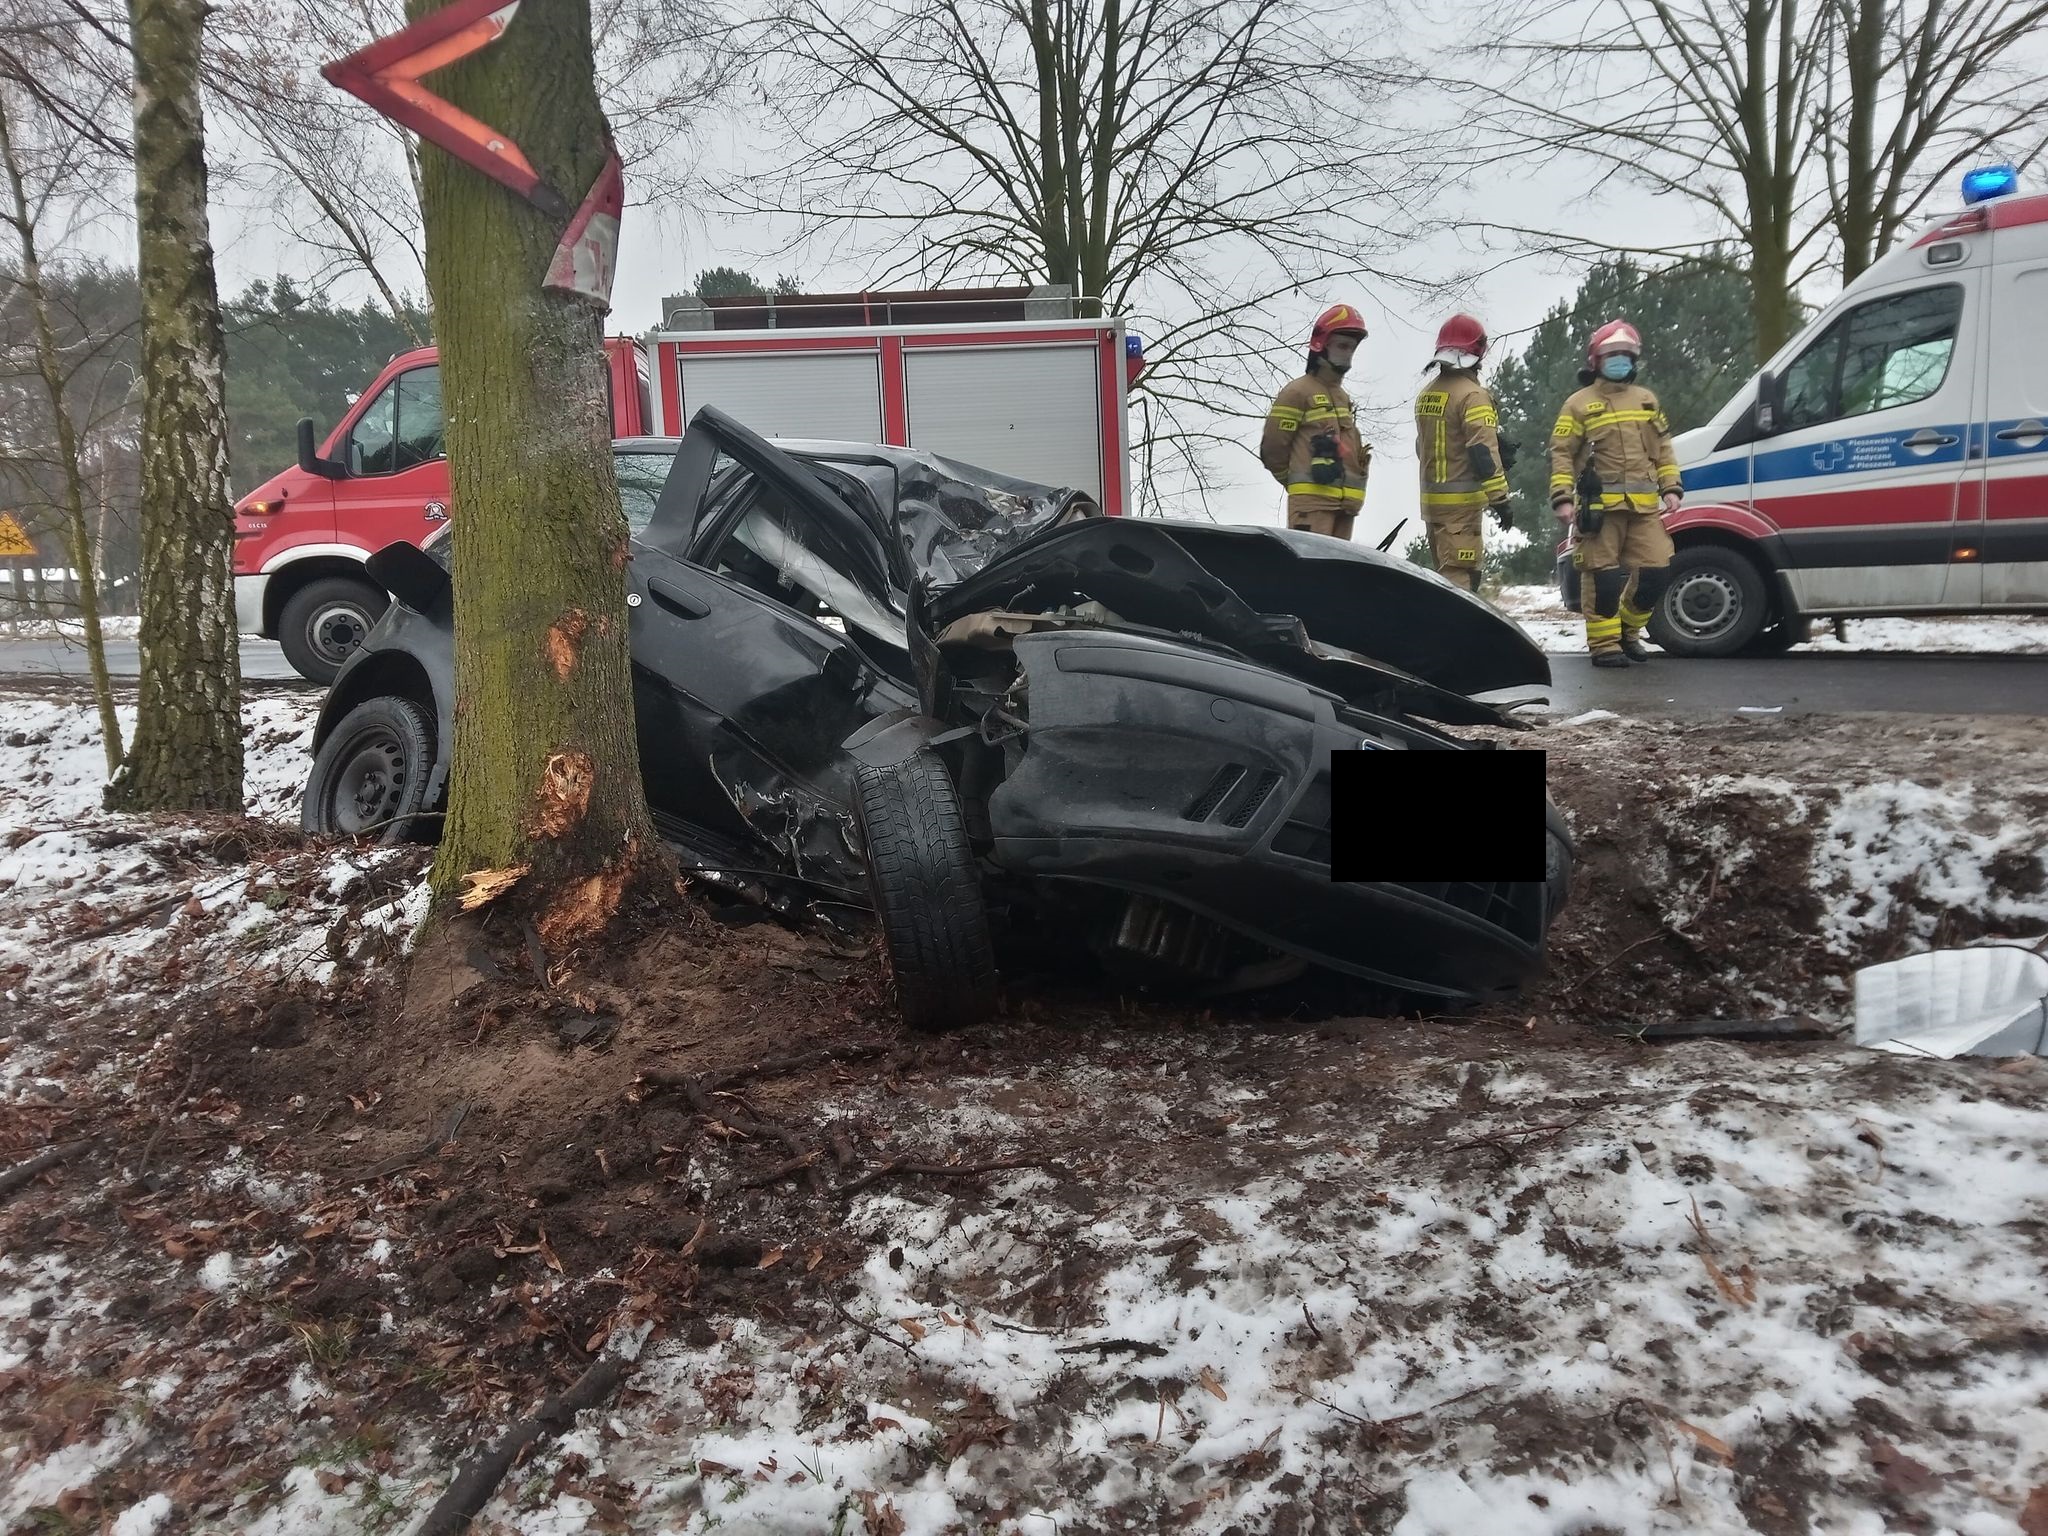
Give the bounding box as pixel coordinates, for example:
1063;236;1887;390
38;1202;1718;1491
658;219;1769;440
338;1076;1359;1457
302;408;1570;1027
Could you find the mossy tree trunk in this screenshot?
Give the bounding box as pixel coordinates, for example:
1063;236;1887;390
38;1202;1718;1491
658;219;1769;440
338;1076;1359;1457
104;0;243;813
409;0;658;943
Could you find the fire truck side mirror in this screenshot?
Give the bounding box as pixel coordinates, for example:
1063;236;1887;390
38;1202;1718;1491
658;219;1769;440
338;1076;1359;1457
298;417;346;480
1754;371;1778;436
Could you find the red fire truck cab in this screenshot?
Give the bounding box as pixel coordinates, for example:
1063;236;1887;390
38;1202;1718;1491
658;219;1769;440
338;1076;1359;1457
236;290;1136;683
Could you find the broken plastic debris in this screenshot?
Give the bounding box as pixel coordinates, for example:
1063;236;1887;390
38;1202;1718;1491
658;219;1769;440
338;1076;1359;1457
1736;706;1784;715
1852;943;2048;1058
1563;709;1620;726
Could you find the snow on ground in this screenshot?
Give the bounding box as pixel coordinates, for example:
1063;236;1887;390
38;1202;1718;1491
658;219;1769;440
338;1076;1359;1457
0;687;428;1020
1494;584;2048;655
461;1042;2048;1535
0;615;143;642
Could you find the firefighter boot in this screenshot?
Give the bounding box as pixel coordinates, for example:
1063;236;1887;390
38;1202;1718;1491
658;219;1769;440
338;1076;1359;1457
1619;629;1652;663
1592;649;1630;670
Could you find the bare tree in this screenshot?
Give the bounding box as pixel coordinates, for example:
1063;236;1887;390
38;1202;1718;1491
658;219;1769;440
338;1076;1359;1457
731;0;1445;504
104;0;243;813
1818;0;2048;281
0;80;125;770
1464;0;2048;362
202;0;726;328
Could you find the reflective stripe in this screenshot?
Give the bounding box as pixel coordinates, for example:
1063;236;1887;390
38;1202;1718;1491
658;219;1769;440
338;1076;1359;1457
1286;483;1365;502
1303;408;1350;424
1549;473;1574;491
1620;603;1653;629
1421;491;1488;508
1464;404;1499;427
1585;616;1622;639
1269;407;1303;428
1424;477;1482;492
1552;414;1583;438
1481;474;1510;497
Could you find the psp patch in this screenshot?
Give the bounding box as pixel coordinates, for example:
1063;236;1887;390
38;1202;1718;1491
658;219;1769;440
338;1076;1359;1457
1329;749;1547;883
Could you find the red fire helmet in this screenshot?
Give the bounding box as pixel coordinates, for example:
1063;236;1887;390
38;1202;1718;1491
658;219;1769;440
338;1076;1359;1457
1310;303;1369;352
1585;319;1643;368
1435;313;1489;355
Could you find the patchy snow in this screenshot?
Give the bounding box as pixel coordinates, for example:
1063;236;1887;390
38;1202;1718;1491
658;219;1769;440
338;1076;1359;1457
1561;708;1620;726
198;1252;238;1292
1494;583;2048;655
0;614;144;641
111;1492;174;1535
460;1043;2048;1535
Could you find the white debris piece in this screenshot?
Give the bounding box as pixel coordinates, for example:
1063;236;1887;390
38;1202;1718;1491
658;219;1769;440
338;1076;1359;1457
112;1493;174;1536
1854;944;2048;1058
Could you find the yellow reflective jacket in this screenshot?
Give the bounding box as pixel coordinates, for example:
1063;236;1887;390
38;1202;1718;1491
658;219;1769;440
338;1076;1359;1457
1415;368;1509;516
1548;380;1683;511
1260;364;1369;513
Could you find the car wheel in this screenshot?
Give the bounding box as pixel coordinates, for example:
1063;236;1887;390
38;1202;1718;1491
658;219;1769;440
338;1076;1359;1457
279;576;389;686
853;750;998;1033
1646;546;1769;657
301;696;438;844
1544;799;1574;920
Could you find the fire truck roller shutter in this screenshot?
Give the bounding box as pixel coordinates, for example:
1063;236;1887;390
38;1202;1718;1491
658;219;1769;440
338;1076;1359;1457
904;343;1103;501
679;351;885;442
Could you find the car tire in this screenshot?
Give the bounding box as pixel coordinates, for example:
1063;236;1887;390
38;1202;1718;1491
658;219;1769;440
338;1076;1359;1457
1544;799;1574;920
301;696;438;844
853;750;998;1033
279;576;389;686
1646;546;1769;657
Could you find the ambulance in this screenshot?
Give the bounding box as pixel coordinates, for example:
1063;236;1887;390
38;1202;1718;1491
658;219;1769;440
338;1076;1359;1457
1580;166;2048;654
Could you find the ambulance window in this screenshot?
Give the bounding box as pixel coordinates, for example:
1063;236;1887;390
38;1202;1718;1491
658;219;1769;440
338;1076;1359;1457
1779;285;1963;431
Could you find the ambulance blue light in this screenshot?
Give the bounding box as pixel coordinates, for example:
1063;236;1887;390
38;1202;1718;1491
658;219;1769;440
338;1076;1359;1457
1126;332;1145;357
1961;164;2019;205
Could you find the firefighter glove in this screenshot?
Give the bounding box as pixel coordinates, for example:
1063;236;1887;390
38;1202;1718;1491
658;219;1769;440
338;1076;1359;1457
1308;432;1342;485
1491;499;1514;532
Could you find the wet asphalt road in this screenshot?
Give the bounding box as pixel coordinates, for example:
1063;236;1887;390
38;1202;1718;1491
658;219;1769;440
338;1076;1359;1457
3;637;2048;717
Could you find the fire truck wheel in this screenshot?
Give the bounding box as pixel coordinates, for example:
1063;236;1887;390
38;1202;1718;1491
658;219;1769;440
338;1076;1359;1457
279;576;389;685
853;750;998;1033
301;696;439;844
1645;545;1768;657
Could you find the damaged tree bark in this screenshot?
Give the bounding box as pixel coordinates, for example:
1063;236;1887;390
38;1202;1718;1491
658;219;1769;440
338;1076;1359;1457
406;0;659;941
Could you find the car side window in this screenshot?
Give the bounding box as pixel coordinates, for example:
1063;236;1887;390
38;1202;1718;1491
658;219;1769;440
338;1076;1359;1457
1777;285;1962;433
393;367;445;470
347;382;399;475
615;451;673;532
707;486;903;650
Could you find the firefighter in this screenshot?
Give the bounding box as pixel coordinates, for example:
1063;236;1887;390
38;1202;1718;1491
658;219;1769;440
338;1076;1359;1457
1415;314;1511;592
1549;320;1683;667
1261;304;1370;540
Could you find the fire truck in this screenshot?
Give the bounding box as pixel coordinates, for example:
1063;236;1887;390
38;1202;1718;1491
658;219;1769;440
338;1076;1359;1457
234;286;1138;682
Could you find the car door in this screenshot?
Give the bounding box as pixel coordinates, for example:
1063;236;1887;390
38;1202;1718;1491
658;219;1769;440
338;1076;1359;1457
336;365;453;552
1752;275;1982;611
1979;244;2048;605
625;461;916;856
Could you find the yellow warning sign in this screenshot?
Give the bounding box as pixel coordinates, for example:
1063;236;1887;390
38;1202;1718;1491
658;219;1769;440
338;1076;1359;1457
0;513;36;558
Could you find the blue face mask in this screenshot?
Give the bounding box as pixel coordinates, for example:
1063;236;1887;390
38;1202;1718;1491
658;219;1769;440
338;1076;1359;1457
1600;354;1636;382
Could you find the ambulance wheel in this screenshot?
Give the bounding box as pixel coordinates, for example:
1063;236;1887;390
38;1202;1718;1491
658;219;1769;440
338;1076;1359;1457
280;576;388;685
853;750;998;1033
1647;546;1767;657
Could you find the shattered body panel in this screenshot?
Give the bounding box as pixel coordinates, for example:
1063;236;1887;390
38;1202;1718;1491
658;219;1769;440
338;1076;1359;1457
310;406;1565;1002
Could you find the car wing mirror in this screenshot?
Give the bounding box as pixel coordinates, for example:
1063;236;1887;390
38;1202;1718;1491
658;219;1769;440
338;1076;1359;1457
1754;370;1778;436
297;417;346;480
366;540;450;615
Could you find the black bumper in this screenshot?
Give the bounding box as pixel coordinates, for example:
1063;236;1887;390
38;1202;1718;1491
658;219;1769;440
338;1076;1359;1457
987;631;1548;1001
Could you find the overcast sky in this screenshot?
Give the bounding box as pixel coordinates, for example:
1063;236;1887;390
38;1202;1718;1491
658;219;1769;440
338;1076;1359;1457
189;29;1964;548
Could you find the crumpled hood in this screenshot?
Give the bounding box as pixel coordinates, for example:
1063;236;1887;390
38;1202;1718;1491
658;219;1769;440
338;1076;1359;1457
927;518;1549;698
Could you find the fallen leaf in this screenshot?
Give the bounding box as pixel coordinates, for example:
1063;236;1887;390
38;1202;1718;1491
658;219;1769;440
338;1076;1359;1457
897;1316;927;1343
1666;1415;1735;1466
2019;1484;2048;1535
1871;1440;1937;1497
804;1246;824;1273
856;1491;906;1536
536;1228;564;1274
316;1470;350;1494
870;1416;902;1432
697;1458;739;1478
1198;1365;1228;1402
757;1245;786;1270
458;864;530;912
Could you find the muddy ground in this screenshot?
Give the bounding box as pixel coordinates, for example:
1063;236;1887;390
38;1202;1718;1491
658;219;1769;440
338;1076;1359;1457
2;700;2046;1534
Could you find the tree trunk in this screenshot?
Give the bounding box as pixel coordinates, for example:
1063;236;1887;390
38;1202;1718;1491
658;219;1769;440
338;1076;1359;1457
104;0;243;813
0;92;126;777
409;0;659;943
